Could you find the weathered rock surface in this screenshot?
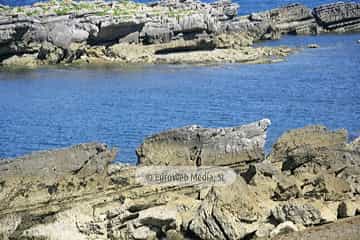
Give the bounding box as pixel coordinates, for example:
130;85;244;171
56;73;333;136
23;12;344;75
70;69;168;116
1;121;360;239
136;119;271;167
313;2;360;32
0;0;359;67
0;143;115;179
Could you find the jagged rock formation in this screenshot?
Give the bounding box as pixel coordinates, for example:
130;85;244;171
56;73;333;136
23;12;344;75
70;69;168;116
0;143;115;178
313;2;360;32
0;121;360;240
223;3;318;41
136;119;271;168
0;0;359;67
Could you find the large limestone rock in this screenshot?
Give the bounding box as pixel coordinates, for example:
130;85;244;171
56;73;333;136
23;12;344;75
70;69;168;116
136;119;271;167
188;177;265;240
269;125;348;167
268;126;360;198
0;143;118;217
313;2;360;32
249;4;317;35
224;3;318;41
270;221;298;238
271;201;322;226
0;143;116;179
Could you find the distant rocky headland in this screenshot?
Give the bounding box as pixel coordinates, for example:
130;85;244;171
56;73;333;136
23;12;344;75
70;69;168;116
0;0;360;67
0;119;360;239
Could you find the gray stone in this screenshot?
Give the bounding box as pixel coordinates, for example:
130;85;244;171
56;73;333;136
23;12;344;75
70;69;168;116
0;143;117;180
129;225;157;240
136;119;271;167
272;202;322;226
308;43;320;48
141;22;173;44
188;177;263;240
269;125;349;170
313;2;360;32
270;221;298;238
119;31;140;44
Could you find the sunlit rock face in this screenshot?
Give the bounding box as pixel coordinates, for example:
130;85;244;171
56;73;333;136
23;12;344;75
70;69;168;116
0;120;360;239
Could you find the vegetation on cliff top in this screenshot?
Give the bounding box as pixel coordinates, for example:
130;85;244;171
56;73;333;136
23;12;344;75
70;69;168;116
1;0;196;18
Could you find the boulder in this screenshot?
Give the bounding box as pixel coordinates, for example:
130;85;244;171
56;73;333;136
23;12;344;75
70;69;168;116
129;225;157;240
255;223;275;238
272;175;301;201
224;17;277;41
141;22;173;44
93;21;144;45
119;31;140;44
271;202;322;226
137;205;179;230
270;221;298;238
307;43;320;48
188;177;263;240
175;14;209;33
303;174;351;201
136;119;271;167
0;143;116;179
269;125;348;168
47;22;90;48
242;161;281;184
313;2;360;32
1;53;39;68
165;229;185;240
37;41;65;64
248;4;317;36
214;33;253;48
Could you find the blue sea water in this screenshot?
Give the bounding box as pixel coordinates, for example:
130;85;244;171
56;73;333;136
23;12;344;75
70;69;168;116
0;33;359;163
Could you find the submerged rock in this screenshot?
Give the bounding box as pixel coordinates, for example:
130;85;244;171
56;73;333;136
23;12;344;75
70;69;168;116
307;43;320;48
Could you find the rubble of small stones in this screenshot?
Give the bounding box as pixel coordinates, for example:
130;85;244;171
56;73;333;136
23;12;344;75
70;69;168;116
0;0;359;67
0;119;360;240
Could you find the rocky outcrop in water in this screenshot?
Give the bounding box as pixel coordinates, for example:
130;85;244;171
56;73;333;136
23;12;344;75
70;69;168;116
313;2;360;33
1;120;360;239
223;3;318;41
0;0;359;67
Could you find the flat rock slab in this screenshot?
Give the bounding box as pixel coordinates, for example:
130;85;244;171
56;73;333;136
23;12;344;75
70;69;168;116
0;143;117;180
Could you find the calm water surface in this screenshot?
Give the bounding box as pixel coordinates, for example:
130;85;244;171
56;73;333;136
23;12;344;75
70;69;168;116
1;34;360;163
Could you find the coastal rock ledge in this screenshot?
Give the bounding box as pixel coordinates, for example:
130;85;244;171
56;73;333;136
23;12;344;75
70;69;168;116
1;120;360;240
0;0;360;67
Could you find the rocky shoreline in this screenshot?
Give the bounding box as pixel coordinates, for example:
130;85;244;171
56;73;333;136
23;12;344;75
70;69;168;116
0;0;360;67
0;119;359;239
